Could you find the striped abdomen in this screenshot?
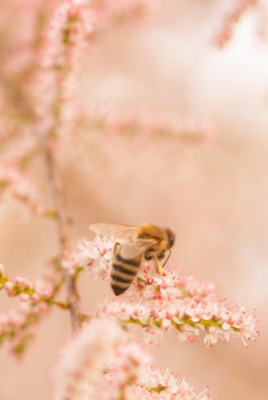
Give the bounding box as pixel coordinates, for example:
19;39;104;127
111;251;141;296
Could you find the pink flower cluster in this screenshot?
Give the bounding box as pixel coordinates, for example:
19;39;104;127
58;235;259;348
0;260;63;355
213;0;259;48
0;161;45;216
54;318;214;400
0;300;48;355
62;235;113;276
134;368;212;400
86;110;213;146
0;1;261;398
54;318;124;400
98;264;259;347
0;262;60;302
0;0;43;76
34;0;95;137
90;0;152;34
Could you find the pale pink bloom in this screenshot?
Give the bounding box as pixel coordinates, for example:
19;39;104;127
90;0;152;33
97;260;259;347
54;317;213;400
39;258;63;287
0;301;49;355
140;368;213;399
34;279;55;298
0;264;6;276
4;281;14;296
0;162;44;216
87;109;213;149
34;0;95;137
4;274;37;298
53;318;123;400
54;318;148;400
90;244;259;349
99;340;153;400
0;261;60;355
0;0;43;86
213;0;259;48
203;326;222;348
62;235;113;276
41;286;54;299
30;293;41;303
14;276;33;290
19;293;30;302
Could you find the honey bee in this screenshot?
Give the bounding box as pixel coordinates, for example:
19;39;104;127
89;223;175;296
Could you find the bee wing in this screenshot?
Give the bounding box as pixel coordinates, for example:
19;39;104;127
89;223;139;243
119;238;158;259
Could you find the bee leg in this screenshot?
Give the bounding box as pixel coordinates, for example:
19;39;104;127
113;242;120;256
153;255;164;275
162;250;171;268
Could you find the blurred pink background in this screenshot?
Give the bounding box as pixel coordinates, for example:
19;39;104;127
0;2;267;399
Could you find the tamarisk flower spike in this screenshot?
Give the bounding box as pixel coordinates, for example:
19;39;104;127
98;266;259;348
0;162;46;216
0;301;48;355
53;318;215;400
0;261;65;355
86;110;213;144
62;236;113;276
34;0;95;137
61;235;259;348
213;0;259;48
80;236;259;348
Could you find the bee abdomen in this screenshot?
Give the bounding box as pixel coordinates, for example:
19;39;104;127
110;247;141;296
113;263;138;275
110;266;138;296
115;253;140;267
111;257;140;295
111;282;130;296
111;272;134;283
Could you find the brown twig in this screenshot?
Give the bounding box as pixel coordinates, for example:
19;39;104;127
44;141;82;334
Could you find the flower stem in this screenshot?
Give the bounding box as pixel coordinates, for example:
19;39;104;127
44;142;81;334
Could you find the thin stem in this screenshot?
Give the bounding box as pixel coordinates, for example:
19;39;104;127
44;142;82;334
45;145;68;248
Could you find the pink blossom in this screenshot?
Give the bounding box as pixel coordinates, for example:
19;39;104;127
0;263;60;303
0;257;64;354
31;293;41;303
0;162;45;215
0;0;44;76
41;286;54;299
90;0;152;33
3;274;35;298
97;263;259;348
4;281;14;295
62;236;113;276
0;264;5;276
53;318;123;400
14;276;33;290
86;109;213;146
0;301;49;355
54;318;215;400
213;0;259;48
34;0;95;137
19;293;30;302
0;1;262;398
137;369;213;399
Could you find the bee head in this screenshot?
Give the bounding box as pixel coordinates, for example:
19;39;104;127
165;228;175;249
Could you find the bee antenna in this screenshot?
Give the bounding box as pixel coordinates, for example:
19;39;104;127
162;250;171;268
